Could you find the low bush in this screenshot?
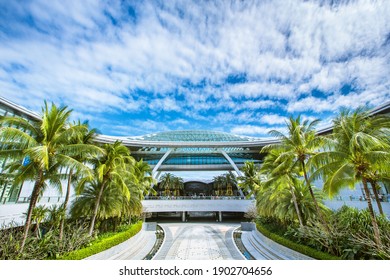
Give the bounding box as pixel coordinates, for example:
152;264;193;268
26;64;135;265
257;206;390;260
0;222;92;260
57;221;142;260
256;222;340;260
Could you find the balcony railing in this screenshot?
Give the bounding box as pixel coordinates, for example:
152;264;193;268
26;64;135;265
144;195;251;200
1;196;64;204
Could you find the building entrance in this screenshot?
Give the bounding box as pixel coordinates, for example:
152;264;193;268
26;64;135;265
184;181;212;196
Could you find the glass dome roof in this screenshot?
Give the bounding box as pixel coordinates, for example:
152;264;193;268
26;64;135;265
127;130;259;142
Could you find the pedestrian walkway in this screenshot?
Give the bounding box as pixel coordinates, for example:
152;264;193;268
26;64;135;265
85;222;312;260
153;223;244;260
85;224;156;260
241;229;312;260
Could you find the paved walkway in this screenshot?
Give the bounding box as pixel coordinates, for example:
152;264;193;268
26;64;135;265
241;229;312;260
153;222;244;260
85;225;157;260
86;222;311;260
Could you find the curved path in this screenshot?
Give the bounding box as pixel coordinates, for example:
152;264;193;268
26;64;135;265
86;222;311;260
153;222;245;260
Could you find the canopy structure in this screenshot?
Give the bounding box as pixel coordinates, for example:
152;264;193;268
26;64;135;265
94;130;271;180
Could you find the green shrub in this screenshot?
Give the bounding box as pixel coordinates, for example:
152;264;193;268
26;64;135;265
258;206;390;260
0;222;93;260
256;222;340;260
57;221;142;260
286;206;390;259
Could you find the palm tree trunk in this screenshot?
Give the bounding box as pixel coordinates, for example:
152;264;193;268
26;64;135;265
289;184;304;227
36;223;41;238
59;169;73;241
20;169;44;253
368;179;384;215
88;181;106;236
362;177;382;247
301;161;330;232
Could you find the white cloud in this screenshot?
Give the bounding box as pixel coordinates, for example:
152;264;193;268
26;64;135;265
230;125;284;137
0;0;389;137
149;97;181;112
287;90;390;114
260;114;288;125
171;118;189;126
239;100;278;110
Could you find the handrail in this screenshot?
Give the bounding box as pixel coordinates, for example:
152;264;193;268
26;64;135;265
1;196;64;204
144;195;252;200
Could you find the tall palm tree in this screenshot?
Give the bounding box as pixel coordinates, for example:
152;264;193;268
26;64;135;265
238;161;261;197
261;116;329;230
159;173;175;196
224;172;237;196
310;108;390;246
261;149;305;227
71;179;124;223
172;176;184;196
121;160;153;223
133;159;155;197
213;175;224;196
0;102;93;252
366;170;388;215
59;121;101;240
77;141;133;236
258;179;328;226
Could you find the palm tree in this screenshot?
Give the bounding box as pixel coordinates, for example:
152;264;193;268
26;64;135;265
310;108;390;246
0;102;93;252
256;185;279;219
30;205;48;238
261;149;305;227
47;204;64;231
59;121;101;240
175;176;184;196
71;178;125;224
256;177;327;226
77;141;133;236
213;175;224;196
367;170;388;215
122;160;154;223
261;116;329;230
224;172;237;196
133;159;155;197
159;173;175;196
238;161;261;197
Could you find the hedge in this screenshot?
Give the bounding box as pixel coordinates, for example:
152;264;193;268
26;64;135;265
256;222;341;260
57;221;143;260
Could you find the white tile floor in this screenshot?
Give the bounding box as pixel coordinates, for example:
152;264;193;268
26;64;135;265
154;223;244;260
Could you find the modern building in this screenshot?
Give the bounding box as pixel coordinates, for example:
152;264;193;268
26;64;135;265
0;96;390;225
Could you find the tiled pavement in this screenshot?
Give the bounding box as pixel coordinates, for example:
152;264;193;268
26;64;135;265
87;222;311;260
153;223;244;260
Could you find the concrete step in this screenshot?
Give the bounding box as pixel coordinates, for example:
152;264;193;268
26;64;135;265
241;229;313;260
241;231;284;260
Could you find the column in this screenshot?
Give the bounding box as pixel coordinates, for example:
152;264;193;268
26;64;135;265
147;149;173;196
219;149;245;197
218;211;222;222
152;148;173;178
182;211;186;222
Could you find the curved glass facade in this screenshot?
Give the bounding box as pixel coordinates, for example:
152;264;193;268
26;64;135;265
127;130;258;142
125;130;264;171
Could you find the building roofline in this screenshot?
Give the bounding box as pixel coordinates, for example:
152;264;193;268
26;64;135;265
93;134;278;148
1;96;389;147
0;96;41;120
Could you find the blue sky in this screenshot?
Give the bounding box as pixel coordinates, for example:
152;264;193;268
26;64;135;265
0;0;389;138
